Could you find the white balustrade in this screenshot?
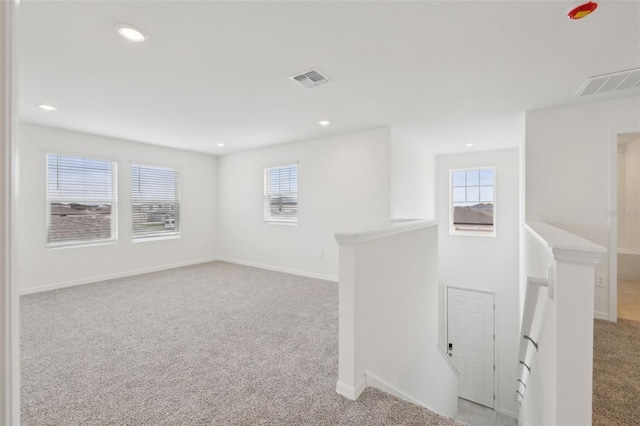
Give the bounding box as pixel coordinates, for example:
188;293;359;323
519;222;606;426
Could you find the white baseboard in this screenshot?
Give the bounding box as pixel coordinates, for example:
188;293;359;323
594;310;609;320
20;257;219;295
336;376;366;400
217;257;338;282
364;372;425;408
497;407;518;419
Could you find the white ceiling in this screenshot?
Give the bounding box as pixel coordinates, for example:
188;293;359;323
18;0;640;155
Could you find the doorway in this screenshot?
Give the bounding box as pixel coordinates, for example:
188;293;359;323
616;132;640;321
446;287;495;408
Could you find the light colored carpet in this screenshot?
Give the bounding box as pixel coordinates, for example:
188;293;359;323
21;261;458;425
593;318;640;426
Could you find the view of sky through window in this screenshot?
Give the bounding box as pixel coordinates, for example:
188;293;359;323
451;168;495;233
47;156;115;201
452;169;494;207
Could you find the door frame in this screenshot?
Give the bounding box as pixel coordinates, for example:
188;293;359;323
609;128;640;322
444;284;497;409
1;1;20;424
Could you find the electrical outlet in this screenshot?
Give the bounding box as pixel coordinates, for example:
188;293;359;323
595;273;607;288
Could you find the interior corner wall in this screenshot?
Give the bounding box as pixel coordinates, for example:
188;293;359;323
216;127;391;281
390;130;436;220
18;123;218;293
525;96;640;319
436;148;520;417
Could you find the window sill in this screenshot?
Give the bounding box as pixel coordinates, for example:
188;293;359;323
264;221;298;226
133;234;181;243
47;239;118;250
450;228;496;237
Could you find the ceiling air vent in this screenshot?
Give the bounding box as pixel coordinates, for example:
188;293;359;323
290;69;330;89
576;68;640;97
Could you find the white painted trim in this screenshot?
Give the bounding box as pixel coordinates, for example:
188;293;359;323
445;284;496;296
335;220;437;245
594;310;609;321
20;257;218;295
132;234;181;244
448;166;496;238
496;407;519;420
445;286;496;410
437;342;460;377
364;372;428;407
335;376;366;400
1;1;19;424
552;249;606;265
609;128;639;322
610;129;619;322
525;222;606;265
217;257;338;282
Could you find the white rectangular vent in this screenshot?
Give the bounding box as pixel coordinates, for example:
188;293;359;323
576;68;640;97
290;69;330;89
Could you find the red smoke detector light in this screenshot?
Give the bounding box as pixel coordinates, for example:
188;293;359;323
568;2;598;20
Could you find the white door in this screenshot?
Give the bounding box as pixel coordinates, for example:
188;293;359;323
447;287;495;408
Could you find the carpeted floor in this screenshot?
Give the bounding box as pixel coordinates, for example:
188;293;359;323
593;318;640;426
21;261;458;425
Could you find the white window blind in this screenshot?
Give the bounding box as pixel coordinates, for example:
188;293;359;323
46;154;117;247
264;163;298;224
131;164;181;240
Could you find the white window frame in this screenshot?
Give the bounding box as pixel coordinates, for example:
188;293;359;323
263;162;298;225
46;153;118;248
449;166;496;237
131;163;181;242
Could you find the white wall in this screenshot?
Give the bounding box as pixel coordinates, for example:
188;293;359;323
390;129;436;220
336;222;459;417
18;123;218;293
437;148;520;417
217;127;391;280
526;96;640;318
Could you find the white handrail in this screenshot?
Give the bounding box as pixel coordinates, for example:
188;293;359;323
516;275;549;402
524;222;606;265
335;220;437;245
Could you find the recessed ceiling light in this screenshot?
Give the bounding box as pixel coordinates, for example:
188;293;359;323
38;104;57;111
465;143;474;147
217;143;225;147
318;120;331;126
116;24;148;43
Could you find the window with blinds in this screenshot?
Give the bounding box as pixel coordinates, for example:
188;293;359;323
264;163;298;224
131;164;181;240
46;154;118;247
